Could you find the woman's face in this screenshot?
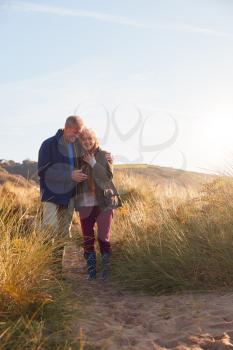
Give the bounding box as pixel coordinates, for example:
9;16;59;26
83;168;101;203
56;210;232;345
80;132;96;151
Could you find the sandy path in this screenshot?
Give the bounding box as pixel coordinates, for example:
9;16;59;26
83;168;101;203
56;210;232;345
64;242;233;350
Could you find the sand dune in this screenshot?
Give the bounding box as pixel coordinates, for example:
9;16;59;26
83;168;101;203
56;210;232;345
63;242;233;350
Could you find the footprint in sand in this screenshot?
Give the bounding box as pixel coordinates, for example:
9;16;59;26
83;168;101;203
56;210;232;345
64;243;233;350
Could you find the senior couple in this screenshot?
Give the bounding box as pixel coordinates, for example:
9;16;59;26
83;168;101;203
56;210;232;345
38;115;122;280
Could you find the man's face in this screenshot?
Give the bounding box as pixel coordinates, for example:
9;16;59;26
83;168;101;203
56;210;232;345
63;125;83;143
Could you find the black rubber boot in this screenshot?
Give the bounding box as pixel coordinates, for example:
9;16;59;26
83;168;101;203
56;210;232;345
101;252;111;280
84;252;96;280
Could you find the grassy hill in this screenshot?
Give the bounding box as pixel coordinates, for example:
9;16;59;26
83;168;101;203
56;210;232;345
114;163;216;193
0;159;38;183
0;165;36;187
0;158;233;348
0;160;215;192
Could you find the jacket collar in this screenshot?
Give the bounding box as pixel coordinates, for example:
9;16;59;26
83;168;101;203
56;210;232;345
55;129;64;141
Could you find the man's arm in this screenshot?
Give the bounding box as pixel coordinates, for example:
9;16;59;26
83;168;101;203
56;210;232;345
38;141;51;178
38;140;73;183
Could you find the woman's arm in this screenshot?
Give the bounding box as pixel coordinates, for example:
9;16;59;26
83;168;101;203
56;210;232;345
82;152;113;182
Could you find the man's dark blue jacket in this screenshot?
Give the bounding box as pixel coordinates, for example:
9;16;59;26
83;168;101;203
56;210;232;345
38;129;82;207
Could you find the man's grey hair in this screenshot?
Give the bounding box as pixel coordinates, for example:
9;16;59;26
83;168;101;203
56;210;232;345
65;115;84;128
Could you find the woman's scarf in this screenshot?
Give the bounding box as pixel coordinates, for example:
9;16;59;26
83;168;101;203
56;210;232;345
78;146;98;194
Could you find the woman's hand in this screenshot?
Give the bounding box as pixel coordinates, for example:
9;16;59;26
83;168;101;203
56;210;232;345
83;153;94;163
82;153;96;167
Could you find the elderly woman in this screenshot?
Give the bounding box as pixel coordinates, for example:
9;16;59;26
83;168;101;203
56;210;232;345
75;127;122;280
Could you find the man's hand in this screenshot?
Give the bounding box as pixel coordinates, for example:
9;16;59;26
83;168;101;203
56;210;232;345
71;170;88;182
105;152;113;164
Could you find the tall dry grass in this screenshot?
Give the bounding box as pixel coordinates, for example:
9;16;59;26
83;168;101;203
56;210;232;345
111;172;233;293
1;169;232;346
0;182;72;349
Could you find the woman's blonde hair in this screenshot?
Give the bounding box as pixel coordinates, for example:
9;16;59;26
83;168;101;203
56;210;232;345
79;127;100;149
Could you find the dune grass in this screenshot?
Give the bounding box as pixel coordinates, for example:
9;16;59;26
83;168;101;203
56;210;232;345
111;172;233;294
1;169;233;347
0;182;80;349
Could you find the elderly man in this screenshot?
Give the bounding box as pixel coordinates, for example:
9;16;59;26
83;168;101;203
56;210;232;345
38;115;112;275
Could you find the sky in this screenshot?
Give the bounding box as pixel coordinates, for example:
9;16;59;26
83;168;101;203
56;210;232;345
0;0;233;174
